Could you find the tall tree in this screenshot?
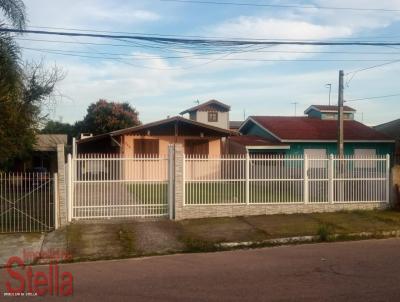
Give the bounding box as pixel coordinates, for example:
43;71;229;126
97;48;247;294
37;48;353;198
0;0;25;101
80;99;141;135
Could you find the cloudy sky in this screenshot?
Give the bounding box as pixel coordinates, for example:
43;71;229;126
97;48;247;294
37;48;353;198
15;0;400;125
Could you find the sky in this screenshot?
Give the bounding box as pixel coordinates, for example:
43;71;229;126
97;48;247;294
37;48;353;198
12;0;400;125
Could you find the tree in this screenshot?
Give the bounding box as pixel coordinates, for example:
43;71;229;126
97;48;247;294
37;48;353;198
80;99;140;135
0;0;26;104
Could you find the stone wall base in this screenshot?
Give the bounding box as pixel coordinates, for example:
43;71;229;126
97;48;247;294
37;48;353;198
176;202;390;220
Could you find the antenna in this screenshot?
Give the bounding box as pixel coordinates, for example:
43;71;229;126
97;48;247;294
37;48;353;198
195;99;200;105
243;109;246;120
291;102;298;116
325;83;332;106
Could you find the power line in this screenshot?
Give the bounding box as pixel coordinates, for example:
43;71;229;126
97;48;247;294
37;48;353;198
15;38;400;55
4;28;400;46
159;0;400;12
22;46;400;62
345;93;400;102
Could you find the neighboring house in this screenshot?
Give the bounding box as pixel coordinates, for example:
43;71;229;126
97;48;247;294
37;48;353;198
229;121;243;131
374;118;400;163
180;99;230;130
235;105;395;158
76;115;234;156
13;134;67;172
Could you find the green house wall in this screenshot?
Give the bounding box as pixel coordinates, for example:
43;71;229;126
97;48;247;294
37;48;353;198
243;121;395;158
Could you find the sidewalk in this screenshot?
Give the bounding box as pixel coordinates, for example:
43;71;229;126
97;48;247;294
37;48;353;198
2;209;400;265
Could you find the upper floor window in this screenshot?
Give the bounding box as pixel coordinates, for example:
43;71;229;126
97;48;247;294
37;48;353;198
208;111;218;122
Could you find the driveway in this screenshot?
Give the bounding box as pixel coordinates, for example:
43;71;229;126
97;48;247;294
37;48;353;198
1;238;400;301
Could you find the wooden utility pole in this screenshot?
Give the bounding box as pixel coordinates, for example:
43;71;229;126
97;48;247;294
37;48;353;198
337;70;344;157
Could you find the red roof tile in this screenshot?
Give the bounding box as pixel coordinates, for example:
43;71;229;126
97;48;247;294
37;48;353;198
249;116;393;141
229;135;287;146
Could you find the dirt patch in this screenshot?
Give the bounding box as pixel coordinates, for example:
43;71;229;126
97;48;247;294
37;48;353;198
132;220;185;255
243;214;321;238
179;217;267;245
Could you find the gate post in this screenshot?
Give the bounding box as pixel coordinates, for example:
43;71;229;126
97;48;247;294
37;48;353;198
54;173;59;229
304;154;309;204
168;145;175;219
328;154;334;204
386;154;390;203
56;144;68;227
173;144;184;220
245;151;250;205
67;154;73;222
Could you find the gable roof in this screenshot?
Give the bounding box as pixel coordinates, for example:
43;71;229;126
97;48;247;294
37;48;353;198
304;105;356;114
240;116;394;142
34;134;68;151
180;99;230;115
374;118;400;140
77;116;236;144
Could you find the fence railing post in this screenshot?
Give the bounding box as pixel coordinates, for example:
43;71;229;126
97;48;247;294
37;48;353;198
67;153;73;222
304;154;309;204
168;145;175;219
386;154;390;203
54;173;59;229
246;152;250;205
329;154;334;204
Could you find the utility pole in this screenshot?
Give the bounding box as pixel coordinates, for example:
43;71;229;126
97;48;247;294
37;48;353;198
337;70;344;157
291;102;298;116
325;83;332;106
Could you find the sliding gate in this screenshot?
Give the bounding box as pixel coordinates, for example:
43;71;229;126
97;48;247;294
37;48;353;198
68;154;172;220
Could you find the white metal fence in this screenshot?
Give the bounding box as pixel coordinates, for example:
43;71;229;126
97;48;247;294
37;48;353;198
184;154;390;205
68;154;171;220
0;172;57;232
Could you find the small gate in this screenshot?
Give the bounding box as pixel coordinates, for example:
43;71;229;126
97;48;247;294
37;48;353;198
0;173;56;233
68;154;172;220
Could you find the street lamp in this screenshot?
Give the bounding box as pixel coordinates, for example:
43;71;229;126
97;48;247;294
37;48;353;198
325;83;332;106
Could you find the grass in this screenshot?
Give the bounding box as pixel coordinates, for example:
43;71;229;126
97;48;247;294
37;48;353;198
128;183;168;204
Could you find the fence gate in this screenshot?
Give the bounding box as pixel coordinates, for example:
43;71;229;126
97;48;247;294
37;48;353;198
0;173;56;233
68;154;171;220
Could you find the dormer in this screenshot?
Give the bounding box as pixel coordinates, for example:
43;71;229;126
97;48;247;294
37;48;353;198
304;105;356;120
180;99;231;129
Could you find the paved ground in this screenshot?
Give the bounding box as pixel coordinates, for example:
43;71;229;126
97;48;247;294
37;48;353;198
1;238;400;301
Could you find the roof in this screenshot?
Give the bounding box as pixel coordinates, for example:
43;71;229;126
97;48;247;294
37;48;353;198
228;135;288;147
34;134;68;151
304;105;356;114
241;116;394;142
229;121;243;130
180;100;230;115
77;116;237;144
374;119;400;140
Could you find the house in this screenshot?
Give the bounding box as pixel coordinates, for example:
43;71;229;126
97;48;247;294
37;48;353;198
229;121;243;131
76;115;235;156
180;99;230;129
374;118;400;163
234;105;395;158
13;134;67;172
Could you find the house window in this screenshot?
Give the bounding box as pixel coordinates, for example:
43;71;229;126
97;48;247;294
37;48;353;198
304;149;327;169
134;139;159;155
208;111;218;122
185;139;209;155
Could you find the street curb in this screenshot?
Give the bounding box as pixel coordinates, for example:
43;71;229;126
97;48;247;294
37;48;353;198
217;229;400;249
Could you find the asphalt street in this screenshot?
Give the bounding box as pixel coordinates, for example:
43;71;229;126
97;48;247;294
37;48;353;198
2;238;400;301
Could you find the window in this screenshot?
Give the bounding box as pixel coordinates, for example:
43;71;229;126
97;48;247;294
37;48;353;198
208;111;218;122
185;139;209;155
134;139;159;155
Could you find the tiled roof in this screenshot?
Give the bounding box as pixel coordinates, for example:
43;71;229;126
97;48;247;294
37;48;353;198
305;105;355;114
229;121;243;130
248;116;393;141
228;135;286;146
180;100;230;114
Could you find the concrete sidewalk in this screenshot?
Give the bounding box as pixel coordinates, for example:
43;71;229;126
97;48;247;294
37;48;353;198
3;209;400;265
